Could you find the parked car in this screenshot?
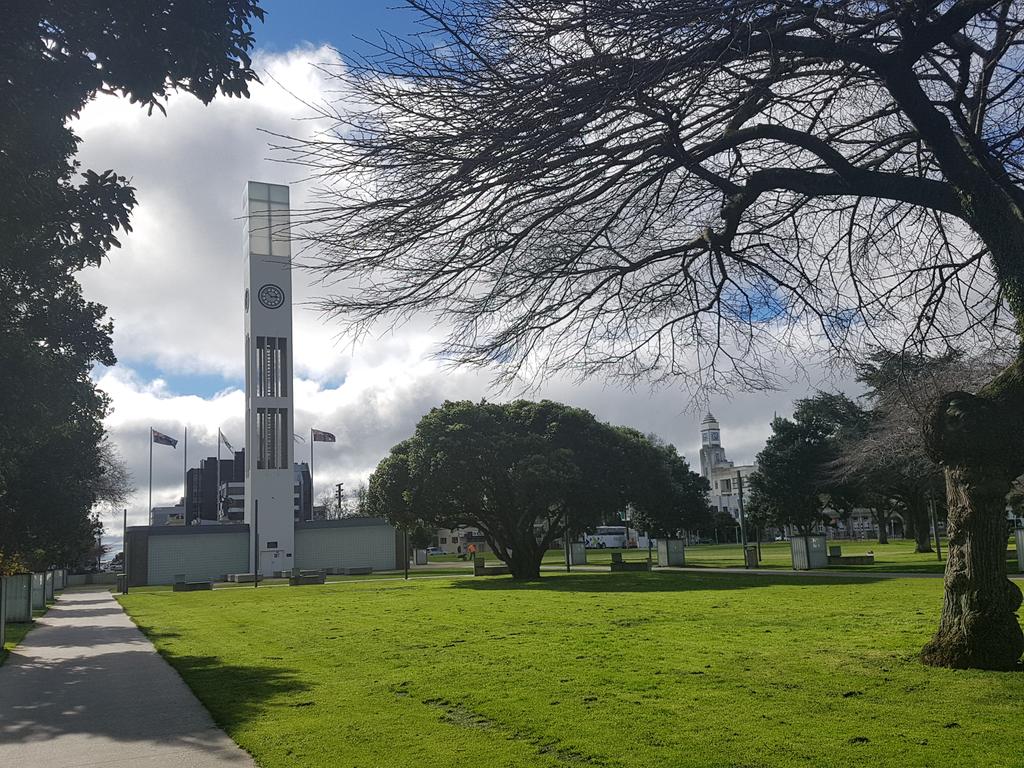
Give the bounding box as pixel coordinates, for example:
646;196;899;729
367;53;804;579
425;546;445;556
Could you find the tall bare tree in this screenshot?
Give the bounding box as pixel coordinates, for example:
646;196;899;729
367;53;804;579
292;1;1024;669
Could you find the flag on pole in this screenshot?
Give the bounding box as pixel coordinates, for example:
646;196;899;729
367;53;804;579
152;430;178;448
311;429;336;443
219;430;235;453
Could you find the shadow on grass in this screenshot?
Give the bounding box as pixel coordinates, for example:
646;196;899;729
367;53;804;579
449;570;885;593
157;653;312;732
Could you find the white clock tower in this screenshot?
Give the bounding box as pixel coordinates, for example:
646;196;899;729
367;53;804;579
698;411;729;478
243;181;295;576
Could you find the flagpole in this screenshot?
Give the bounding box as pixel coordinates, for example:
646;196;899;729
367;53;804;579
148;427;153;527
217;429;222;523
183;426;188;516
310;427;314;506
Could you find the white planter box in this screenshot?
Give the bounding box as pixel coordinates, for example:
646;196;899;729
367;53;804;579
656;539;685;567
791;535;828;570
569;542;588;565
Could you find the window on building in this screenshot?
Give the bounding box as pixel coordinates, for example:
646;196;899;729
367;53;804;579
255;336;289;398
248;183;291;258
722;478;732;492
256;407;289;469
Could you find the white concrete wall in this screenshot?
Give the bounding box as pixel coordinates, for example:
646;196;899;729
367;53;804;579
147;532;249;585
295;524;396;571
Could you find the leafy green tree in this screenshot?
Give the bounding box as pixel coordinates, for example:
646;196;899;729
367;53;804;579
630;439;712;539
367;400;676;579
0;1;264;572
710;510;740;544
748;419;830;537
749;393;867;537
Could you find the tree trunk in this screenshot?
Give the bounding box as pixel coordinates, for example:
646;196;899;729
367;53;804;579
922;377;1024;670
901;501;933;552
498;531;546;580
913;515;933;553
871;511;889;544
920;465;1023;670
507;555;542;579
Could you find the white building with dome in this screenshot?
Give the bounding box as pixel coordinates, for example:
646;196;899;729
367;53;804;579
699;412;757;522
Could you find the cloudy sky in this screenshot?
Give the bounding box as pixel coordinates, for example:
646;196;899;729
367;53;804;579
77;2;851;553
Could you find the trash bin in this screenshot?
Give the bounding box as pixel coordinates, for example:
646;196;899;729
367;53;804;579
744;545;759;568
414;549;428;565
116;574;127;593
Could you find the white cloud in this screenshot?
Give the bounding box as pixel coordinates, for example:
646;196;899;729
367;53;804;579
75;45;854;553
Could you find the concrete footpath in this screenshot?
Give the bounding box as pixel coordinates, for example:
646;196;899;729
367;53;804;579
0;588;255;767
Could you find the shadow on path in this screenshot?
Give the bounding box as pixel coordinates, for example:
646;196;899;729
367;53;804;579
0;589;279;767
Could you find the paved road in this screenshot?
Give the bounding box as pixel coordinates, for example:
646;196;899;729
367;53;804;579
0;588;255;768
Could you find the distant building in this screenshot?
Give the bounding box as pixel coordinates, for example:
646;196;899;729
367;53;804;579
185;451;244;524
434;526;490;554
699;412;757;522
183;448;312;525
151;504;186;526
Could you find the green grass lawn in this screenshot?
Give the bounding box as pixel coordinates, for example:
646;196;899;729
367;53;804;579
1;621;35;666
120;570;1024;768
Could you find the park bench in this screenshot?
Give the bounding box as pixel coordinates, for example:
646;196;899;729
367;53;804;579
289;569;326;586
827;555;875;565
825;546;875;566
473;557;510;576
172;574;213;592
609;552;651;572
225;572;260;583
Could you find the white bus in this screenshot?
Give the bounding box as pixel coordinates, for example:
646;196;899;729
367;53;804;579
584;525;627;548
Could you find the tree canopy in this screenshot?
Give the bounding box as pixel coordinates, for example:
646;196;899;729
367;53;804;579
748;393;867;537
628;438;713;539
0;1;264;572
366;400;699;578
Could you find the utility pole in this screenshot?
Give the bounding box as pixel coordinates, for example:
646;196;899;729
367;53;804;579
565;511;571;573
122;508;128;595
930;497;943;561
737;470;749;568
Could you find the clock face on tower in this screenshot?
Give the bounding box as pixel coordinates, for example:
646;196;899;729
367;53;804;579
257;283;285;309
